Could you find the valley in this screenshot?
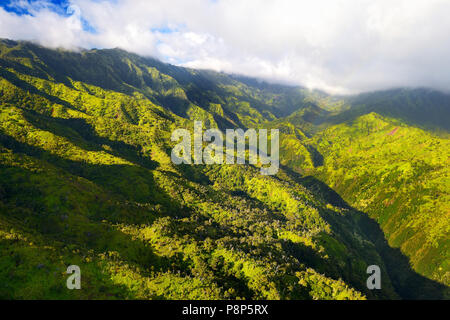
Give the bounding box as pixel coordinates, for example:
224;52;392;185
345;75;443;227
0;39;448;300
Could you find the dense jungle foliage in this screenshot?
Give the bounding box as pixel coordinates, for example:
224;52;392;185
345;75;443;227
0;39;448;299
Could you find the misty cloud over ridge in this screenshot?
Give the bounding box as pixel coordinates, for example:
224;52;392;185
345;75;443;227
1;0;450;94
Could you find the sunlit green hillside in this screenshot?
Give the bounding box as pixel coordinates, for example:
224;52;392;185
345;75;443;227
313;113;449;285
0;39;448;300
276;111;449;294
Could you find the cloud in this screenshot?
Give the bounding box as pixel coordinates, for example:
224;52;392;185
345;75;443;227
1;0;450;94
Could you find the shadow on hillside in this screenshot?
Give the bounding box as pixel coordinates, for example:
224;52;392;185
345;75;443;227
20;108;158;171
0;57;66;86
0;67;79;112
305;145;324;167
323;90;450;133
281;164;449;300
1;119;447;298
0;238;137;299
0;131;262;298
0;57;175;124
0;131;173;217
0;133;201;296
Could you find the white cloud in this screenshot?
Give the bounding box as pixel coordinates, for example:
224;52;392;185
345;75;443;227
1;0;450;94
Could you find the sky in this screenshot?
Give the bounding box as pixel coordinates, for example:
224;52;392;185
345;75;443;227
0;0;450;95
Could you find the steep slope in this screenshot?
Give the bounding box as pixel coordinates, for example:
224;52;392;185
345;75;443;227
312;113;449;286
276;110;449;294
0;39;286;129
0;39;448;300
328;88;450;134
0;40;404;299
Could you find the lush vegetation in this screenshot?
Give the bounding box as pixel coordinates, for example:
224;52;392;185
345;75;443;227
0;39;448;299
275;111;449;298
313;114;449;285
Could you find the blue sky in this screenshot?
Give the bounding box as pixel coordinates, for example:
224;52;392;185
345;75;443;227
0;0;97;32
1;0;450;95
1;0;67;15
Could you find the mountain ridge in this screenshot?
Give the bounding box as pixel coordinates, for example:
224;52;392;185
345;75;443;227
0;39;448;299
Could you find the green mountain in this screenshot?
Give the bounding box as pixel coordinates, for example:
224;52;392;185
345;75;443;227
0;39;448;299
278;112;449;293
328;88;450;134
313;113;449;284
